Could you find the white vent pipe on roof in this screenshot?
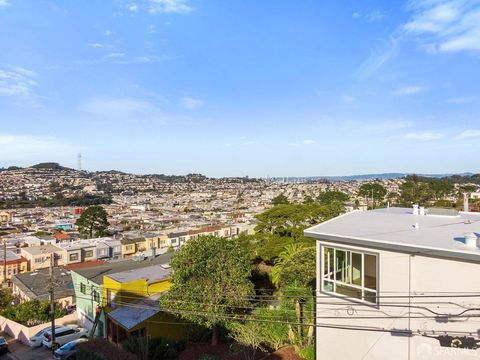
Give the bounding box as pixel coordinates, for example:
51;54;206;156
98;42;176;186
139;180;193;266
419;206;425;216
413;204;419;215
464;193;470;212
464;233;479;248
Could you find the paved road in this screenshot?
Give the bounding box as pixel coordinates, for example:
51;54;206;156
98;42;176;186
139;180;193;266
0;334;52;360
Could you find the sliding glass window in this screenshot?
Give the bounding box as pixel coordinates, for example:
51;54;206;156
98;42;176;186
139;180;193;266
322;246;378;304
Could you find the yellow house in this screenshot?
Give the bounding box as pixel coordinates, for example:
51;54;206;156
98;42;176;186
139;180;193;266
143;233;169;251
120;238;142;258
102;264;187;343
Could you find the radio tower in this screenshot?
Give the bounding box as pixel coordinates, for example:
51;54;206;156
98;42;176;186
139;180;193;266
77;153;82;171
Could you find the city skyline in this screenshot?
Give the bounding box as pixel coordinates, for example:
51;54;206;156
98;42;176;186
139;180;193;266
1;0;479;176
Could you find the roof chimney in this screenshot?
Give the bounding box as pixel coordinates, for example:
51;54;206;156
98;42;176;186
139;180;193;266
464;193;470;212
413;204;419;215
419;206;426;216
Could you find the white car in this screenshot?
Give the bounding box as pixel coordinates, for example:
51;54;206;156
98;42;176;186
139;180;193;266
29;326;62;348
42;326;88;349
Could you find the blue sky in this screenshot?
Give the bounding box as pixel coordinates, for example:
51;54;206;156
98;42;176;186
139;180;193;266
0;0;479;177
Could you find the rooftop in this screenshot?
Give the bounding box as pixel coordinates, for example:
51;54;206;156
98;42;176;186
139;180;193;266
71;252;173;285
12;267;74;301
20;244;63;255
107;294;161;330
106;264;171;284
305;207;480;262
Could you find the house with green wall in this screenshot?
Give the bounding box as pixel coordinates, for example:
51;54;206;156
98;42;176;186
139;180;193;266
70;253;173;338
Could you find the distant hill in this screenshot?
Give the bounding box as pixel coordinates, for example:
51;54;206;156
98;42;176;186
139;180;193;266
30;162;73;171
274;172;475;182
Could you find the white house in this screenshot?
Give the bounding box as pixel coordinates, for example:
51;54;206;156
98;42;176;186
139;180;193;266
305;206;480;360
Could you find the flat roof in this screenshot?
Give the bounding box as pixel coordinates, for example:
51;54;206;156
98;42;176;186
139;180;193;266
106;264;171;284
21;244;63;255
305;207;480;262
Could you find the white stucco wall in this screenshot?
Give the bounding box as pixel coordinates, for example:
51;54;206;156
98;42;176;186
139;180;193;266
316;240;480;360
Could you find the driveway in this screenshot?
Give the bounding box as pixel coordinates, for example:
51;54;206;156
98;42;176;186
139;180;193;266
0;334;52;360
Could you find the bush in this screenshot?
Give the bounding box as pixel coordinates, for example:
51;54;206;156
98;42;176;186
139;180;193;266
199;354;222;360
298;345;314;360
122;336;186;360
0;299;66;326
78;339;136;360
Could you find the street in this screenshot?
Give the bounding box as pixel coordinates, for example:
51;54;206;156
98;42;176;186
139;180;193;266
1;334;52;360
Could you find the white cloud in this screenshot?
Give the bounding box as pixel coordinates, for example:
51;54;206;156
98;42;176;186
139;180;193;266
88;43;104;48
107;52;126;58
79;96;166;123
352;10;385;22
180;97;204;109
303;139;316;145
0;133;77;162
455;129;480;139
392;85;427;96
149;25;157;34
105;30;113;36
148;0;193;14
340;95;356;103
366;10;385;22
128;3;138;12
355;36;398;79
0;66;38;99
0;0;10;8
446;95;476;103
405;131;445;141
404;0;480;53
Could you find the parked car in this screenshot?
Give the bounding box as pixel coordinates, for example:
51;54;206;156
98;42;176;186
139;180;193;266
0;337;8;354
42;326;88;349
29;326;63;348
53;338;88;360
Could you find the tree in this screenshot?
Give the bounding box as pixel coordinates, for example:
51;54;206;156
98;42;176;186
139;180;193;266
317;191;349;205
160;236;254;345
0;289;13;309
358;183;387;209
271;194;289;206
270;244;316;289
75;205;109;238
399;176;434;206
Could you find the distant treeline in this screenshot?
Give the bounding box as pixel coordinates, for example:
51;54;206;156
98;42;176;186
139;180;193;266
0;194;112;209
441;173;480;185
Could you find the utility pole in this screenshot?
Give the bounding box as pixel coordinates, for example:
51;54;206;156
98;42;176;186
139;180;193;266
3;240;6;286
48;253;56;354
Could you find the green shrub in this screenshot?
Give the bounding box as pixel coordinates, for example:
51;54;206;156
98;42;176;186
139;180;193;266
298;345;314;360
0;299;66;326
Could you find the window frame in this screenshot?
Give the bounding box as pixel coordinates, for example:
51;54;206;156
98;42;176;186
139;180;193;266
320;245;379;305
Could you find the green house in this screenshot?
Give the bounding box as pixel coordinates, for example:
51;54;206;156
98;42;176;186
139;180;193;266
70;253;173;338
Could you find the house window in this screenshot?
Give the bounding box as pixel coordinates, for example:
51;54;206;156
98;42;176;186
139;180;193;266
93;290;100;303
322;246;378;304
80;283;86;295
85;250;93;258
126;245;134;251
70;253;79;261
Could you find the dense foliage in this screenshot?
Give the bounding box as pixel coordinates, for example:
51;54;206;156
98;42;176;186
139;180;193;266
161;235;255;345
78;339;136;360
0;194;112;209
75;205;110;238
0;299;66;326
122;336;186;360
